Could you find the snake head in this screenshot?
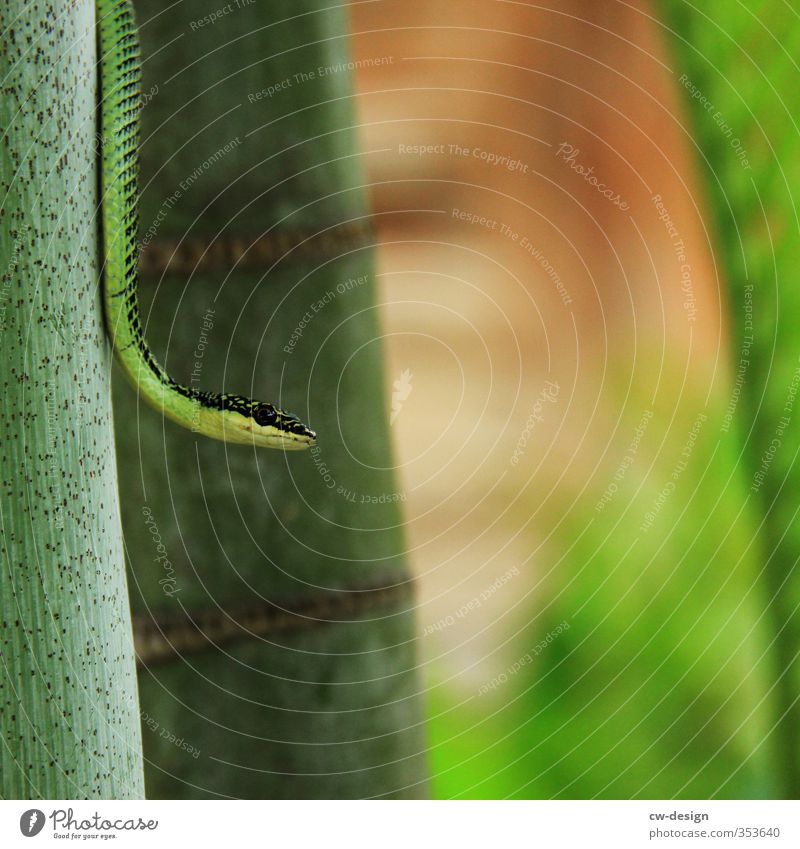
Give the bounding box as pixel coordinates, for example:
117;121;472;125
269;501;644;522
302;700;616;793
249;402;316;450
192;394;316;450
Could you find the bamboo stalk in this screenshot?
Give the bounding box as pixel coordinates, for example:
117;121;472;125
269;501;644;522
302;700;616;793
115;0;428;798
0;0;144;799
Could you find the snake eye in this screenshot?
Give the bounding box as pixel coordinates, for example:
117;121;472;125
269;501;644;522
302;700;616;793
253;404;277;427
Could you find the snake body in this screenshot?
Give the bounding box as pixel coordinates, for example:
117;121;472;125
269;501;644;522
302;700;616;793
96;0;316;449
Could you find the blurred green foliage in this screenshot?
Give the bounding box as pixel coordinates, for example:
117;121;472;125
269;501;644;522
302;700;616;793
427;393;777;798
661;0;800;798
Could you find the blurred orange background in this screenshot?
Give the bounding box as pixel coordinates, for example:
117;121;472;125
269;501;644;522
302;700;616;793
349;0;722;695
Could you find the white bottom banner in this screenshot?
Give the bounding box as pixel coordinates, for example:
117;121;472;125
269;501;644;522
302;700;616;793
1;800;796;848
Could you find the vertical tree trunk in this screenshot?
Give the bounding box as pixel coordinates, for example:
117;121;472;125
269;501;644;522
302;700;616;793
118;0;428;798
663;0;800;797
0;1;144;798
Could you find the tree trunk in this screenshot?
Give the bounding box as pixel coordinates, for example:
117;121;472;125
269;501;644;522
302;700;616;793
0;0;144;799
117;0;428;798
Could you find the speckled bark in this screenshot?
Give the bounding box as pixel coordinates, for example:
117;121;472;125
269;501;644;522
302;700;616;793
116;0;428;798
0;1;144;798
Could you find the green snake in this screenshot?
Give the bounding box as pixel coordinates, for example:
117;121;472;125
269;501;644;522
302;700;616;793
97;0;316;449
